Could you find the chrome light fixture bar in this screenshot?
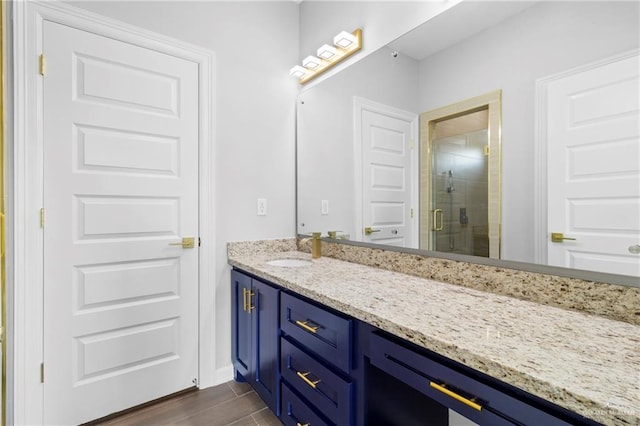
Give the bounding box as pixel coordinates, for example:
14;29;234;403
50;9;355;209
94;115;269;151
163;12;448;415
289;28;363;84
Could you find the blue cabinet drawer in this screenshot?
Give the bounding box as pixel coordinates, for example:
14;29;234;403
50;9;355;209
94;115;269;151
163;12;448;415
280;292;352;373
281;382;331;426
369;333;576;426
281;337;353;426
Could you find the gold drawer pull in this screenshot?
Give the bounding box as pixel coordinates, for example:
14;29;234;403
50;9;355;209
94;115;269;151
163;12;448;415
297;371;321;389
296;423;310;426
430;382;482;411
295;320;319;334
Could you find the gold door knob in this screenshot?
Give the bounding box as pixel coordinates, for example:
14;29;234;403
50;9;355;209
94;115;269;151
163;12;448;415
364;227;380;235
551;233;576;243
168;237;195;248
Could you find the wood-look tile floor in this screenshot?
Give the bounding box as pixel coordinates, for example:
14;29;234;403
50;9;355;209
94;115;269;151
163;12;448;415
94;381;282;426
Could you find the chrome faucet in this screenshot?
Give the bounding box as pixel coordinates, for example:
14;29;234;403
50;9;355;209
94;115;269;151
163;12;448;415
300;232;322;259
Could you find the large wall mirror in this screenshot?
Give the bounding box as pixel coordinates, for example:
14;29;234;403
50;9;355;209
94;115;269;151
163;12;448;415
297;1;640;286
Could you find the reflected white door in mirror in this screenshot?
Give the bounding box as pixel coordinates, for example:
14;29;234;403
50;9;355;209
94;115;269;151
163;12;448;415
355;98;418;248
538;50;640;277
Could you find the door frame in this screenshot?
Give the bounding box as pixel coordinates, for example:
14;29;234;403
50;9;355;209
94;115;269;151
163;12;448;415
353;97;418;247
533;49;640;265
419;90;502;258
10;2;216;424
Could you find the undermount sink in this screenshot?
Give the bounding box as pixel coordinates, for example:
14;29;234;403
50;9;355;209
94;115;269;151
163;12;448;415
266;258;313;268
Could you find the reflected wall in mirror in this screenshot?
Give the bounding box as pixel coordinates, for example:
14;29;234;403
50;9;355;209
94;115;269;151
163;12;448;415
297;1;640;280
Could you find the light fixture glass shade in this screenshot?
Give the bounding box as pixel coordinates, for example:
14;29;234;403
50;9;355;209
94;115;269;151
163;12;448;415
289;65;307;78
333;31;356;48
317;44;337;59
302;55;321;69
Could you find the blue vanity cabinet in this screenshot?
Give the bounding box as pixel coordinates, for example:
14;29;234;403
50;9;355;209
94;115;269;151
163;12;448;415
231;268;603;426
279;292;355;426
367;331;602;426
231;270;280;414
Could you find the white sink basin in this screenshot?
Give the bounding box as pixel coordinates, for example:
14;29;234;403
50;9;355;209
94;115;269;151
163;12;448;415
266;258;313;268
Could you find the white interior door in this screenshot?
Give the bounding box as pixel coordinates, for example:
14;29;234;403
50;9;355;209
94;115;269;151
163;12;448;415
360;105;416;247
547;52;640;276
43;20;199;424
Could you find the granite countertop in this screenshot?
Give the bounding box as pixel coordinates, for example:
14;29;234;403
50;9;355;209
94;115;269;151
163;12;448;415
228;249;640;425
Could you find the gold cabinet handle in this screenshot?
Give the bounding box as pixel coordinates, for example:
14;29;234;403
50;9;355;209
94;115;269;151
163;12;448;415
551;232;576;243
242;288;255;313
296;423;310;426
242;288;247;312
247;291;255;313
364;226;381;235
295;320;319;333
430;382;482;411
432;209;443;231
168;237;195;248
297;371;321;389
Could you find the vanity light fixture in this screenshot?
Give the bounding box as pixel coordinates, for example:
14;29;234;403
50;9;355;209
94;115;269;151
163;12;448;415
317;44;337;59
291;28;363;84
289;65;308;78
302;55;322;69
333;30;357;48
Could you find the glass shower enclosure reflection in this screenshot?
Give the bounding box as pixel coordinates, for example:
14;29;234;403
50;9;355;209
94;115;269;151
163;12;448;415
420;91;501;259
430;128;489;257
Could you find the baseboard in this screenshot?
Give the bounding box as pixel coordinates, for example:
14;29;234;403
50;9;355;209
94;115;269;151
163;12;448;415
210;364;234;387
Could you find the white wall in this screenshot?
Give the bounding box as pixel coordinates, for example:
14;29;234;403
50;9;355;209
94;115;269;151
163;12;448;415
70;1;299;382
418;1;640;263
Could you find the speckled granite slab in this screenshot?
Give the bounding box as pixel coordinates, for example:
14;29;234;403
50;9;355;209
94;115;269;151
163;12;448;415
300;240;640;326
227;245;640;425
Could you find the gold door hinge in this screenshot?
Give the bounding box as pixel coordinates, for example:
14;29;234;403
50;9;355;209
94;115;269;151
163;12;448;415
198;237;201;247
410;208;414;218
39;54;46;76
0;326;4;344
40;208;45;228
484;145;489;156
409;139;415;149
40;363;45;383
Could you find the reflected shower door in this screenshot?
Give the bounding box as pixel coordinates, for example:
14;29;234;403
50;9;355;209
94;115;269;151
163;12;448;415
430;119;489;257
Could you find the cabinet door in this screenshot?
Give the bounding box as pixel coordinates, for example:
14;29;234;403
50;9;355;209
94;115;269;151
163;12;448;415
252;279;280;414
231;270;252;379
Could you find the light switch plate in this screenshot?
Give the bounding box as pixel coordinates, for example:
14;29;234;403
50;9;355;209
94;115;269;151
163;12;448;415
257;198;267;216
321;199;329;215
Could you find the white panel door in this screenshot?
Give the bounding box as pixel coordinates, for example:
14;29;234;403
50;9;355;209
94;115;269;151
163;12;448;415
547;53;640;276
362;109;415;247
43;21;199;424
